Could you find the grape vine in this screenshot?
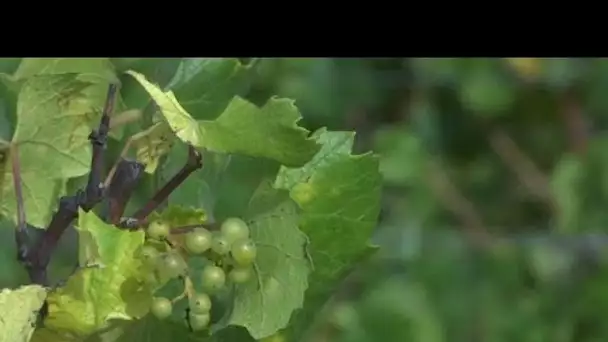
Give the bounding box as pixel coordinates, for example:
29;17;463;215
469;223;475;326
0;58;383;342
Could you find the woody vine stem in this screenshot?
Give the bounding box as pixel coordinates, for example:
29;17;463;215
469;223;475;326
12;84;204;288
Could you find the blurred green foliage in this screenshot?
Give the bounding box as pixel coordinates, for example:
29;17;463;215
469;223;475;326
251;58;608;342
3;58;608;341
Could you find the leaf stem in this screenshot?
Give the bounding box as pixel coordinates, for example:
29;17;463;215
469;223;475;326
132;145;202;221
172;275;196;304
10;143;30;263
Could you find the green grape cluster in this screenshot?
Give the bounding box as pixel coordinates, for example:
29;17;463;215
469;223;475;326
142;220;189;276
188;218;258;292
145;217;259;329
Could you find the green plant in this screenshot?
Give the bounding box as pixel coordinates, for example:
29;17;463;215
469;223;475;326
0;58;382;342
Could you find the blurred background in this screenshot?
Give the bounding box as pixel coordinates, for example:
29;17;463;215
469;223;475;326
250;58;608;342
4;57;608;341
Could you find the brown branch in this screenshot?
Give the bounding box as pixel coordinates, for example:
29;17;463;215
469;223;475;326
425;159;493;248
106;159;145;224
487;129;556;212
560;90;589;155
131;145;202;221
24;84;118;286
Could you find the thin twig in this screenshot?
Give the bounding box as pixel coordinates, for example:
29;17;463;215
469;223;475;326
425;159;493;248
487;129;556;212
132;145;202;221
560;90;589;155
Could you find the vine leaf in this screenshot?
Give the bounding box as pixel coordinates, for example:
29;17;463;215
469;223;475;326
274;128;355;189
274;128;382;336
130;122;175;174
126;70;320;167
0;284;47;342
42;209;150;338
166;58;256;120
13;75;95;179
14;58;117;82
1;59;120;227
126;70;201;146
227;181;310;340
14;57;119;119
13;57;125;139
0;74;101;227
196;97;320;168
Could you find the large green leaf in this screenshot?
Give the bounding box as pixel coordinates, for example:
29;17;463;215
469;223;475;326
227;181;310;339
167;58;255;120
275;128;382;337
274;128;354;190
0;59;120;226
12;76;95;178
14;58;124;138
114;58;181;112
14;58;116;81
194;97;320;167
14;58;119;125
0;284;47;342
41;209;149;338
127;70;320;167
0;74;101;226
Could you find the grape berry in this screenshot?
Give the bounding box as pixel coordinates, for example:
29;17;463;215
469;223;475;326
144;217;258;331
231;239;257;266
220;217;250;243
188;312;211;331
184;228;212;255
229;266;253;283
211;234;231;256
202;265;227;293
158;252;187;279
151;297;173;320
189;293;212;313
147;220;170;240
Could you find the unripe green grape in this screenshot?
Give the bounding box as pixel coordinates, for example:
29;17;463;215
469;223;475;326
220;217;250;244
189;293;212;314
201;265;226;293
229;266;253;284
143;271;158;285
157;252;187;279
185;228;212;255
151;297;172;320
140;245;160;267
231;239;257;266
211;234;231;256
147;220;170;240
189;312;210;331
